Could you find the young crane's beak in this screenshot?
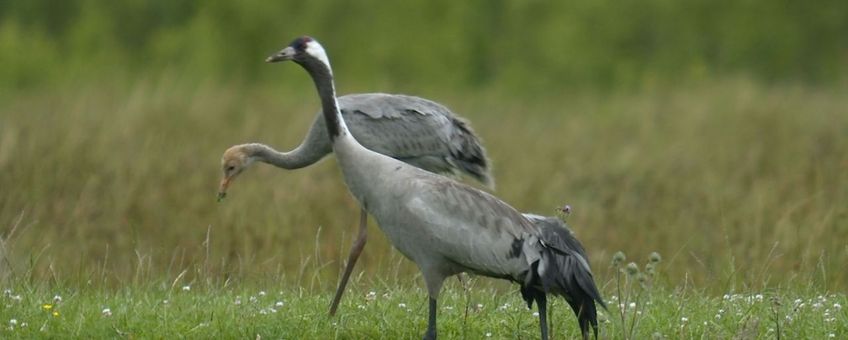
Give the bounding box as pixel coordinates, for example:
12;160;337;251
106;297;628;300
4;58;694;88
217;177;231;202
266;46;296;63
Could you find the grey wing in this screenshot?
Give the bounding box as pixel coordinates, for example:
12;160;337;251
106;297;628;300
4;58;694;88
403;177;540;278
337;93;494;188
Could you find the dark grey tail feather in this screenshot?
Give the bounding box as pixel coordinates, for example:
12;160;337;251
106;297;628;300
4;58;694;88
448;117;494;189
524;218;605;339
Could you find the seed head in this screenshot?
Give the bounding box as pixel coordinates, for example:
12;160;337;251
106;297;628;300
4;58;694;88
626;262;639;276
649;252;662;263
612;251;626;267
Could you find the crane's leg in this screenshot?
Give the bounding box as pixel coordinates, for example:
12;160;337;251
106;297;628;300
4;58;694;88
535;293;549;340
329;207;368;316
422;268;447;340
424;297;438;340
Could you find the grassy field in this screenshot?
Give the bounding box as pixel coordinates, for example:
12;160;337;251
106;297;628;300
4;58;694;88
0;273;845;339
1;75;847;337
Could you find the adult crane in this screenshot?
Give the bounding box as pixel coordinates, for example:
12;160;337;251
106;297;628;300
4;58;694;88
264;36;605;340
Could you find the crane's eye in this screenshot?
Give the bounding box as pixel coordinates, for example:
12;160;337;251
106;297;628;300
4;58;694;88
226;165;236;172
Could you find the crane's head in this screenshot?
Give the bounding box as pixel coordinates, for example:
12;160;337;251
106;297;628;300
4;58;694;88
265;36;331;70
217;145;254;202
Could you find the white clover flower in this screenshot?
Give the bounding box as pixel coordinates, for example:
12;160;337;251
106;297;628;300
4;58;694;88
485;332;492;337
275;301;284;308
718;309;725;314
834;303;842;310
398;303;407;308
259;308;268;315
53;295;62;303
794;299;803;305
629;302;636;309
366;291;377;301
3;289;11;297
477;303;484;309
445;306;454;311
533;312;540;317
813;302;823;309
19;322;26;328
828;334;835;338
715;314;721;320
357;304;366;310
755;294;763;301
102;308;112;317
9;319;17;325
249;296;258;303
11;295;21;302
681;317;688;323
610;295;618;301
723;294;730;300
234;297;242;305
785;315;793;322
163;299;169;305
181;285;191;292
258;291;266;296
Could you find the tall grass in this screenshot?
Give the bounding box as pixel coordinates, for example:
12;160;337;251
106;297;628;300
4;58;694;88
1;76;846;291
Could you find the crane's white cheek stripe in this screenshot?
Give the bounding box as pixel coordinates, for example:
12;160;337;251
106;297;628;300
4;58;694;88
305;42;332;72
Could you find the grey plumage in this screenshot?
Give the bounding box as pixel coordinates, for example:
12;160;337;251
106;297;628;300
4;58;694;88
270;36;604;340
301;93;493;187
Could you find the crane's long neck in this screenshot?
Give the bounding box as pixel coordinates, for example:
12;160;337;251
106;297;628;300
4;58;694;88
298;58;351;142
244;142;326;170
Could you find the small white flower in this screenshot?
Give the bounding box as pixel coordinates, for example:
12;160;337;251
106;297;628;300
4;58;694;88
102;308;112;317
715;314;721;320
477;303;484;309
703;321;707;326
681;317;688;323
53;295;62;303
828;333;835;338
275;301;284;308
9;319;17;325
611;295;618;301
259;308;268;315
182;285;191;292
485;332;492;337
163;299;169;305
498;303;511;311
258;291;266;296
249;296;258;303
532;312;540;317
629;302;636;309
813;302;823;309
755;294;763;301
794;299;803;305
636;311;642;315
11;295;21;302
366;291;377;301
767;328;774;333
234;297;242;305
718;309;725;314
834;303;842;310
723;294;730;300
398;303;407;308
785;315;793;322
357;304;366;310
3;289;11;297
445;306;454;311
19;322;26;328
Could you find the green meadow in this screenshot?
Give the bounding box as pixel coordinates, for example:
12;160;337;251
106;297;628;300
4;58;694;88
1;1;848;338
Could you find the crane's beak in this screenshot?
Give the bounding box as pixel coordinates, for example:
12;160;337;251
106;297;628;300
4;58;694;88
217;177;231;202
266;46;296;63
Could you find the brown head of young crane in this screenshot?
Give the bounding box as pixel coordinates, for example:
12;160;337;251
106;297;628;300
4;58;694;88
265;36;605;340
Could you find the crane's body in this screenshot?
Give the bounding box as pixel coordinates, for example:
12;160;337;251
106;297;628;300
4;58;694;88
264;36;604;340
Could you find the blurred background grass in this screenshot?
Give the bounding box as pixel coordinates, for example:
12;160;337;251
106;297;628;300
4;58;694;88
1;1;847;292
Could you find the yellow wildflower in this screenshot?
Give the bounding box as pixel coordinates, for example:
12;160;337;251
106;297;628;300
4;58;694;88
42;304;53;311
52;311;59;317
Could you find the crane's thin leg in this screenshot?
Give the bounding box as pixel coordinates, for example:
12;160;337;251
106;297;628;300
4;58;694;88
424;297;437;340
329;207;368;316
535;293;549;340
422;268;446;340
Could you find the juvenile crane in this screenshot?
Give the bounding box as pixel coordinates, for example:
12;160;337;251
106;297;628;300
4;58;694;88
218;95;493;316
265;36;604;340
